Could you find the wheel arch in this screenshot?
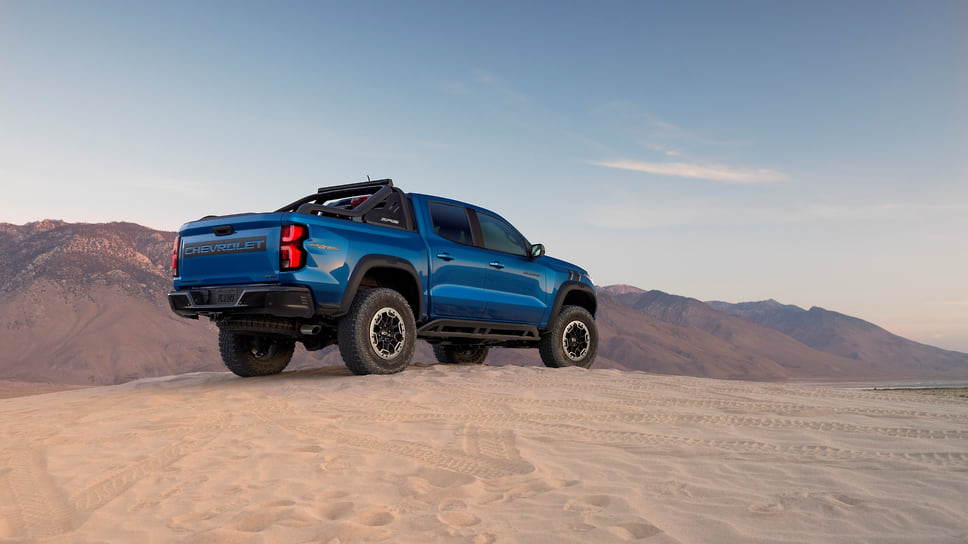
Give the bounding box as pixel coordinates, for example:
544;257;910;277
338;255;423;320
546;282;597;329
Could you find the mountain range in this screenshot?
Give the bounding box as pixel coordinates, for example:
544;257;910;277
2;220;966;385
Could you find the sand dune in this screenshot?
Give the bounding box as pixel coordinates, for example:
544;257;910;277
1;365;966;543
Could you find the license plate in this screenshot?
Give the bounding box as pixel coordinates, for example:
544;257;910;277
213;288;241;304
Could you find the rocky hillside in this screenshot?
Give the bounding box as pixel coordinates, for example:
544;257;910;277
0;220;171;297
706;299;968;378
0;221;222;383
2;222;967;385
603;289;866;377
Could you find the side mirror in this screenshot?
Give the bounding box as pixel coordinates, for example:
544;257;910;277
530;243;546;258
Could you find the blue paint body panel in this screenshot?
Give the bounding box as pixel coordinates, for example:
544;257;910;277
171;189;595;330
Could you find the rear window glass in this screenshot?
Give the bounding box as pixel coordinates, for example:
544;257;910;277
429;202;473;245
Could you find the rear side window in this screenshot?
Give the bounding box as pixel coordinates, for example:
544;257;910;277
478;211;528;256
429;202;473;245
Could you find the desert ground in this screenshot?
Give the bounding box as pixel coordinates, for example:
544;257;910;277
1;364;966;543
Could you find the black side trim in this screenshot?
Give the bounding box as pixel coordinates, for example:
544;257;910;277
316;302;340;314
335;255;424;318
418;319;540;343
546;282;598;327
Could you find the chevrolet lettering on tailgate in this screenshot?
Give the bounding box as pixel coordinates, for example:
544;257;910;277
182;237;267;258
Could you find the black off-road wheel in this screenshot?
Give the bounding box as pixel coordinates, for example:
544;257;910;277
539;305;598;369
432;344;489;365
218;330;295;377
338;288;416;375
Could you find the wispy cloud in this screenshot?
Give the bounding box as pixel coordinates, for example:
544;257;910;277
591;159;788;184
640;142;682;157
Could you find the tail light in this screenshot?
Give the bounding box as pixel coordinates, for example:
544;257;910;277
171;235;180;277
280;224;308;271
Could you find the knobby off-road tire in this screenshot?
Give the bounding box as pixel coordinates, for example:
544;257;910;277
539;305;598;369
218;330;295;377
432;344;489;365
338;288;416;375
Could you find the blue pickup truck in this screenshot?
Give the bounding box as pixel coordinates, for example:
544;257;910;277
168;179;597;376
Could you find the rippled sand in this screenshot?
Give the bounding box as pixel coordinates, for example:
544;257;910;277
1;365;966;543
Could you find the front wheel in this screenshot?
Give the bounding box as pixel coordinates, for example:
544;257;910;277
539;306;598;369
219;330;295;377
338;288;416;375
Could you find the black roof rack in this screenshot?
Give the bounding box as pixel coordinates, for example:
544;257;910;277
275;178;396;217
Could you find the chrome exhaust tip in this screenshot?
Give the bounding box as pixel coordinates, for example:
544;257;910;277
300;324;322;336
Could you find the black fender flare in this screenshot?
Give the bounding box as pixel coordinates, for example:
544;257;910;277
338;255;424;318
546;281;597;330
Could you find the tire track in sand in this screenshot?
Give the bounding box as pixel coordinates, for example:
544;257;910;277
257;399;534;480
70;412;229;513
413;381;958;421
517;420;968;468
0;446;74;539
307;390;968;471
0;412;229;539
325;384;968;452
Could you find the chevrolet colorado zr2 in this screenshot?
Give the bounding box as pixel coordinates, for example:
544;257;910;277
168;179;597;376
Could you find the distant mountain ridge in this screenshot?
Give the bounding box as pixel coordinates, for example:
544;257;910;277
0;220;223;384
591;291;795;379
0;220;170;296
600;285;968;379
706;299;968;377
602;288;864;378
1;224;966;385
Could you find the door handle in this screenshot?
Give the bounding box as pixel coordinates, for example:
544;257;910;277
436;253;455;261
489;261;505;269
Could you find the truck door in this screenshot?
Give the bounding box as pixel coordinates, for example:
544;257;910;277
474;211;550;324
425;202;488;319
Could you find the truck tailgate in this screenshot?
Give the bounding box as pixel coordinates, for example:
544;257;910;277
176;214;282;287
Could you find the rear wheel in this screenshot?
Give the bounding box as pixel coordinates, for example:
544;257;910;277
539;305;597;369
218;330;295;377
432;344;489;365
338;288;416;375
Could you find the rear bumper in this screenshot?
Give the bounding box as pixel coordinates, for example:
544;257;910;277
168;285;315;319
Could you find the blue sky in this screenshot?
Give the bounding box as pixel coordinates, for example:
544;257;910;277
2;1;966;351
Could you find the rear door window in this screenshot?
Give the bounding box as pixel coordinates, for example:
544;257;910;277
429;202;474;245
